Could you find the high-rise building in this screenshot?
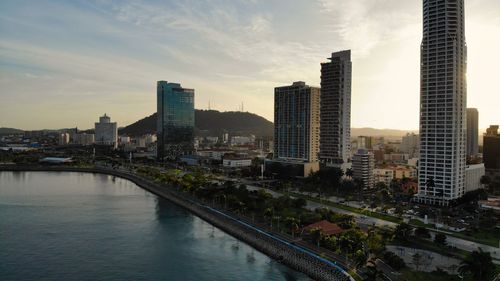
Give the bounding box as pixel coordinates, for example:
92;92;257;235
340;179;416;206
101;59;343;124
417;0;467;205
466;108;479;157
274;81;320;162
352;149;374;190
401;133;419;158
157;81;195;161
95;114;118;148
58;133;70;145
483;125;500;177
319;50;352;171
357;136;373;150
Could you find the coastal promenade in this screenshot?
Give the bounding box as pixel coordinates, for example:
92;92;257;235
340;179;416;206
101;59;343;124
0;165;355;281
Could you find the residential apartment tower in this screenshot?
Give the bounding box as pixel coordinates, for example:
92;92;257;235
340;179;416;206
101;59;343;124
417;0;467;205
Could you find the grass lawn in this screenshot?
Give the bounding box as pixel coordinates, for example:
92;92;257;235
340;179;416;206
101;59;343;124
290;191;403;223
444;229;500;248
390;238;469;260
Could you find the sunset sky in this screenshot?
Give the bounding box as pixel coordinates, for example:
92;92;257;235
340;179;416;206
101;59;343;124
1;0;499;130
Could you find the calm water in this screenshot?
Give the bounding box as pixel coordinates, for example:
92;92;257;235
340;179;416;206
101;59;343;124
0;171;311;281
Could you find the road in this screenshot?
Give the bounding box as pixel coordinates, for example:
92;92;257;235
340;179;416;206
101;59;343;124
243;181;500;260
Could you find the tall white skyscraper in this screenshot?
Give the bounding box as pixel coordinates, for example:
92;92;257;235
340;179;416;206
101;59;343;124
417;0;467;205
319;50;352;172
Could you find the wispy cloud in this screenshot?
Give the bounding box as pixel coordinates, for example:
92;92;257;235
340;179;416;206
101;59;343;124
0;0;499;130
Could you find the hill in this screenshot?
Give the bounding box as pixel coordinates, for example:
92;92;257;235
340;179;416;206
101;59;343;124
119;110;274;137
0;127;24;135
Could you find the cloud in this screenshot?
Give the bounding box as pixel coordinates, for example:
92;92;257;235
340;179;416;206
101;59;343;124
0;0;499;130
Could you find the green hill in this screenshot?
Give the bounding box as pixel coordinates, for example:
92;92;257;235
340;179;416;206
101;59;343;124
119;110;274;137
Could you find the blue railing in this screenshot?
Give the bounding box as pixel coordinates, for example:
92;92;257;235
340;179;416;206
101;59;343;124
203;205;355;281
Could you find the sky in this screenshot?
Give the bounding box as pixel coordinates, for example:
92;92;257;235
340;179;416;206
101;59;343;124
0;0;499;130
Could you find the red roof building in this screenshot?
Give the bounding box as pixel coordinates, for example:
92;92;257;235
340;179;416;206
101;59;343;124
302;220;344;236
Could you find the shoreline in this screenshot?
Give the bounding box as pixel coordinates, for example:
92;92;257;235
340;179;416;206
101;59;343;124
0;165;354;281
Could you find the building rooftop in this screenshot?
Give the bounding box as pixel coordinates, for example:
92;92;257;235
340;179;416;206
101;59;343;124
303;220;344;236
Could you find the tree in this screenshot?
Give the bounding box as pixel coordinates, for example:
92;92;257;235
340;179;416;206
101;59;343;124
383;251;406;270
285;217;299;237
425;177;435;195
292;197;307;209
354;249;367;268
415;227;431;239
394;223;413;241
345;168;354;178
375;181;388;190
367;231;386;256
309;227;324;247
365;260;384;281
459;248;496;281
480;175;491;186
434;233;447;246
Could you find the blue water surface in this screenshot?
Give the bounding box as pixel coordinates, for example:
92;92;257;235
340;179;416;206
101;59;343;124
0;171;311;281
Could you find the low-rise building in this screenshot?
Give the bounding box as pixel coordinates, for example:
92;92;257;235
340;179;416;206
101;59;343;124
383;153;410;164
479;197;500;214
223;156;252;168
302;220;344;237
374;168;394;186
230;136;255;146
196;149;232;160
264;159;319;178
74;133;94;146
179;155;203;166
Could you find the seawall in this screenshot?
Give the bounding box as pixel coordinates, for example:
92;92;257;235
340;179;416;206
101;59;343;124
0;165;354;281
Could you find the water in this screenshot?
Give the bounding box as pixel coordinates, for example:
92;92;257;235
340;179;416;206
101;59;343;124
0;171;311;281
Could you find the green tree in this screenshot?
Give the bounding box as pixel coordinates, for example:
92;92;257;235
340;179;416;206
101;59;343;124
415;227;431;239
354;249;367;268
367;231;386;256
459;248;496;281
383;251;406;270
394;223;413;241
309;227;324;247
434;233;447;246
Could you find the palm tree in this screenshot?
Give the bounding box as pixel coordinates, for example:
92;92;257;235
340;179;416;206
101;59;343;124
459;248;495;281
345;168;354;179
309;227;323;248
425;177;435;196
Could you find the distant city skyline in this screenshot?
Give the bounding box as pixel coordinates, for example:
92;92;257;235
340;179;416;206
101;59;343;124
1;0;499;130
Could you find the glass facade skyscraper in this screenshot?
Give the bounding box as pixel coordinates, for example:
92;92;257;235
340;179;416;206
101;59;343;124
157;81;195;161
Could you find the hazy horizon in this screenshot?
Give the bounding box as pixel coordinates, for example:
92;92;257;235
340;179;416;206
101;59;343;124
1;0;499;130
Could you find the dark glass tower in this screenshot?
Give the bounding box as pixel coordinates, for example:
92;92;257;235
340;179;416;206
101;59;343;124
157;81;195;161
319;50;352;171
417;0;467;205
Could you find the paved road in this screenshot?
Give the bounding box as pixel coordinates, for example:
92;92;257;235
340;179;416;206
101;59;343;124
243;182;500;261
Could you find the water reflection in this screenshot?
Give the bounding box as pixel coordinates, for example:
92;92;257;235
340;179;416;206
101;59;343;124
1;171;312;281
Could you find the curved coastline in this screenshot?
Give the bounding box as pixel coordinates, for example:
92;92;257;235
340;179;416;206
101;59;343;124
0;165;354;281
